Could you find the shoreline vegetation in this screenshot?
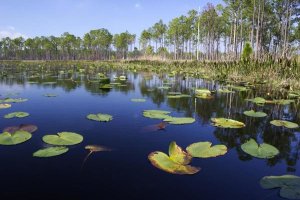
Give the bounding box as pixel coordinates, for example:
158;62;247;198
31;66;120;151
1;59;299;91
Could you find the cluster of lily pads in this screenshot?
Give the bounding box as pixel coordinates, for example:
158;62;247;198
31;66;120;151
143;110;195;125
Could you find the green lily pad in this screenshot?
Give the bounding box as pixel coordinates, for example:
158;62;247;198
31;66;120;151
267;99;295;105
186;142;227;158
87;113;113;122
260;175;300;199
143;110;171;119
229;85;249;92
0;98;28;103
148;141;200;175
241;139;279;159
195;89;211;95
246;97;266;105
164;117;195;125
243;110;267;118
33;146;69;157
270;120;299;129
218;88;234;94
100;84;113;89
169;141;192;165
131;98;146;102
4;112;30;119
0;104;11;109
158;86;170;90
42;132;83;145
0;130;32;145
211;118;245;128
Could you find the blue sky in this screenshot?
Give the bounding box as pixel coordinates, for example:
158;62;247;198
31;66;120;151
0;0;221;39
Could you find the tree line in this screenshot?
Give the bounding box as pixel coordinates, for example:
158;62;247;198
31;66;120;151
0;0;299;61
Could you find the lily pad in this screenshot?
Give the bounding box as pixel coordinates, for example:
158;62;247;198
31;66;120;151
143;110;171;120
246;97;266;105
243;110;267;118
87;113;113;122
267;99;295;105
164;117;195;125
218;88;234;94
260;175;300;199
0;98;28;103
195;89;211;95
241;139;279;159
169;141;192;165
211;118;245;128
229;85;249;92
0;104;11;109
33;146;69;157
131;98;146;102
270;120;299;129
148;141;200;175
0;130;32;145
186;142;227;158
4;112;29;119
42;132;83;145
3;124;38;133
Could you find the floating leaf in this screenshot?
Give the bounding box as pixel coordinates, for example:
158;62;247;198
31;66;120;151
218;88;234;94
0;130;32;145
4;112;29;119
148;151;200;175
131;98;146;102
167;94;191;99
86;113;113;122
241;139;279;159
169;141;192;165
266;99;295;105
42;132;83;145
99;84;113;89
211;118;245;128
0;104;11;109
229;85;249;92
243;110;267;118
246;97;266;105
3;124;37;133
195;89;211;95
33;146;69;157
82;145;112;168
186;142;227;158
260;175;300;200
0;98;28;103
164;117;195;125
143;110;171;119
270;120;299;129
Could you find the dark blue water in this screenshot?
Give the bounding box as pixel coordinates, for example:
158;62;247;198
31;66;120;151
0;71;299;200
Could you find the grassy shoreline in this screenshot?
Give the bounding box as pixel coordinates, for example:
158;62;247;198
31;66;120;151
0;59;300;91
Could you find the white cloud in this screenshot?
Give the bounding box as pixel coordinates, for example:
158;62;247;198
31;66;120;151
0;26;27;39
134;3;141;9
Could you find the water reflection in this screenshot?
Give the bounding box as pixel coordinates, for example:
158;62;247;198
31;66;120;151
0;66;300;172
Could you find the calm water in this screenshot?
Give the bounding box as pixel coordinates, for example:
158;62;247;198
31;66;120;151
0;67;299;200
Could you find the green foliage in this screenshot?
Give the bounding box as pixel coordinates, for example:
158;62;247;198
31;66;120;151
241;42;253;61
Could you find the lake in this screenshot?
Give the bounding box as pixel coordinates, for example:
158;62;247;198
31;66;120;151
0;64;299;200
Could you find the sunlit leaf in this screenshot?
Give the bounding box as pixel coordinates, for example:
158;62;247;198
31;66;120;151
0;104;11;109
143;110;171;119
270;120;299;129
33;146;69;157
4;112;30;119
148;151;200;175
0;98;28;103
241;139;279;159
186;142;227;158
246;97;266;104
260;175;300;199
243;110;267;118
43;132;83;145
0;130;32;145
211;118;245;128
164;117;195;125
87;113;113;122
169;141;192;165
